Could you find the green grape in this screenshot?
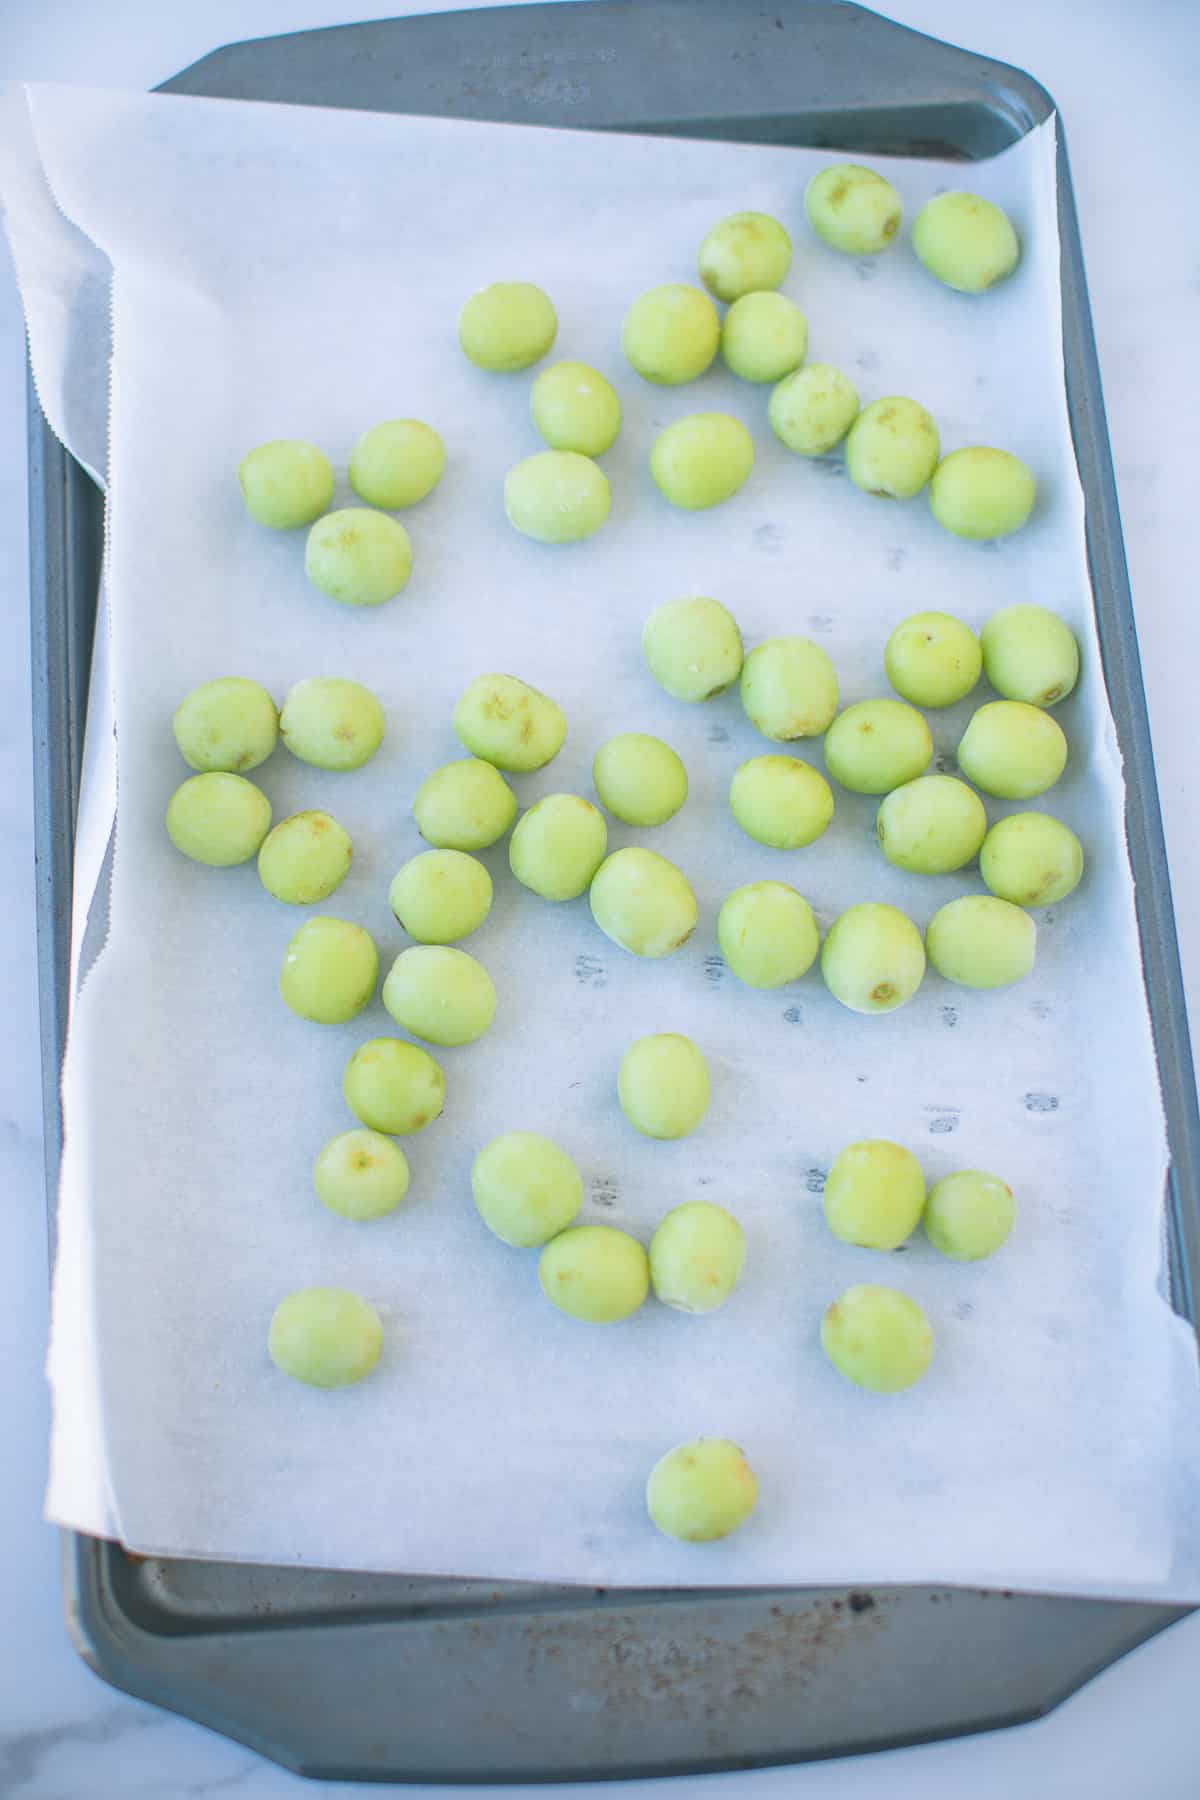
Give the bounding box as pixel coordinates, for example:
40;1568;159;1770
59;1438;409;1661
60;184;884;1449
172;677;278;773
589;847;698;958
382;945;497;1045
729;754;834;849
622;283;720;385
313;1128;410;1221
720;292;808;384
923;1169;1015;1260
980;603;1080;707
618;1033;710;1140
505;450;611;544
238;439;333;530
876;775;987;874
268;1287;383;1388
821;1285;933;1392
845;397;940;499
926;894;1036;989
538;1225;649;1323
979;811;1084;906
279;677;385;772
280;917;378;1023
472;1131;583;1247
884;611;982;708
166;772;271;866
912;191;1020;293
305;508;412;607
592;733;687;827
643;596;743;703
646;1438;759;1542
509;793;608;900
929;448;1035;540
349;419;446;509
343;1037;445;1135
388;849;493;942
650;413;755;510
453;673;566;773
740;636;839;740
957;700;1067;799
649;1203;744;1314
805;163;902;255
820;902;925;1014
458;281;557;371
823;1139;925;1250
413;758;517;850
823;699;932;795
530;361;622;455
769;363;860;456
717;882;819;989
258;811;352;904
698;210;792;303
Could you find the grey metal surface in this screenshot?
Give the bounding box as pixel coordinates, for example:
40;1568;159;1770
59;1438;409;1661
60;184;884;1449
27;0;1199;1781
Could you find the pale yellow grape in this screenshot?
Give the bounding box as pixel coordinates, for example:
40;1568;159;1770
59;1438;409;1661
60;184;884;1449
926;894;1036;989
382;945;496;1046
172;677;278;773
622;283;720;385
980;604;1080;707
884;611;982;708
769;363;860;455
729;755;834;849
530;361;622;455
957;701;1067;799
504;450;611;544
305;508;412;607
649;1203;744;1314
413;758;517;850
539;1225;649;1323
823;699;932;795
510;793;608;900
458;281;557;371
238;439;333;530
349;419;446;509
876;775;987;875
823;1139;925;1250
472;1131;583;1247
924;1170;1015;1260
845;397;939;499
279;677;385;772
912;191;1019;293
166;772;271;866
269;1287;383;1388
618;1033;710;1140
589;847;698;958
717;882;819;989
979;812;1084;906
650;413;754;510
388;849;493;943
453;673;566;773
279;917;378;1024
258;811;352;904
805;163;902;255
313;1129;410;1221
820;902;925;1014
646;1438;759;1542
821;1285;933;1392
698;210;792;302
593;733;687;827
343;1037;445;1135
643;596;743;703
740;636;838;740
720;292;808;384
929;449;1035;540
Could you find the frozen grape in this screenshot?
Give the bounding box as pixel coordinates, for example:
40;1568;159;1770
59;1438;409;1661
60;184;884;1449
238;439;333;530
589;847;698;958
305;508;412;607
929;448;1035;540
458;281;557;371
343;1037;445;1135
646;1438;758;1542
876;775;987;874
823;1139;925;1250
505;450;611;544
649;1203;744;1315
313;1128;410;1221
618;1033;710;1140
980;812;1084;906
593;733;687;827
912;191;1020;293
926;894;1036;989
821;1285;933;1393
530;361;622;456
924;1169;1015;1260
698;210;792;303
510;793;608;900
166;772;271;866
622;283;720;385
258;810;352;904
823;699;932;795
269;1287;383;1388
884;611;982;708
820;902;925;1014
717;882;819;989
769;363;860;456
382;945;496;1046
740;636;838;740
729;754;834;849
539;1225;649;1323
413;758;517;850
173;677;278;773
845;397;939;499
805;163;902;255
388;849;493;943
453;673;566;773
279;677;385;772
957;701;1067;799
980;603;1080;707
720;292;808;384
643;596;743;703
349;419;446;509
650;413;754;510
280;917;378;1023
472;1131;583;1247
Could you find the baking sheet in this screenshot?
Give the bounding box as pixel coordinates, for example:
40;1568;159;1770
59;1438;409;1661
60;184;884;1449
7;81;1200;1597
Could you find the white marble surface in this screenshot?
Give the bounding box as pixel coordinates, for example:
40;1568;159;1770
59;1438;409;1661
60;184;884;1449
1;1;1198;1794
